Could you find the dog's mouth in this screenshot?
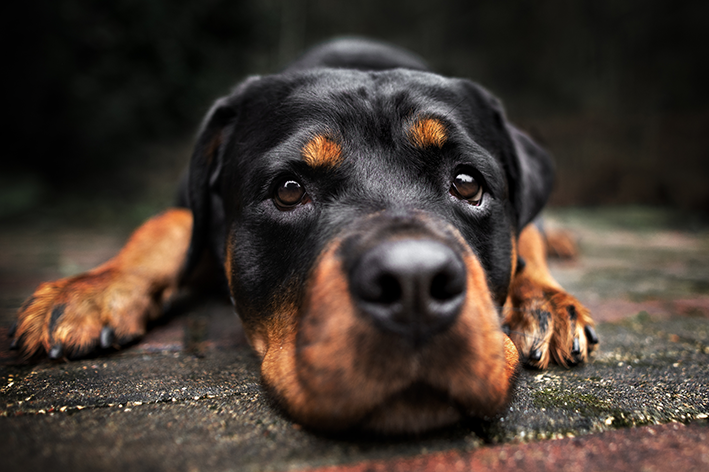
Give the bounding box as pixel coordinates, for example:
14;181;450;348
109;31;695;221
358;382;464;434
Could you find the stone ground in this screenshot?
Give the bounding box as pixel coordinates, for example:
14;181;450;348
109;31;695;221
1;207;708;471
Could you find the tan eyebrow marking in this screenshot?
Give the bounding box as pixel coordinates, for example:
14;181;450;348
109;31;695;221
409;117;447;149
302;135;343;168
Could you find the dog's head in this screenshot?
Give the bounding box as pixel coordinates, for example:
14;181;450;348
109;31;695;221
185;68;553;433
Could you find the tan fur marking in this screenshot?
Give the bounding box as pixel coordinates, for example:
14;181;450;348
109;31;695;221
409;117;447;149
504;224;596;368
504;336;520;380
14;208;193;358
225;233;234;290
437;252;517;415
302;135;342;168
262;241;395;429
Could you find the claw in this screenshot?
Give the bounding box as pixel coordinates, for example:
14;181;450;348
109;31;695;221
529;348;542;362
48;343;64;360
8;321;17;338
49;304;66;334
584;325;599;345
572;337;580;355
18;295;36;313
567;305;577;320
100;326;115;349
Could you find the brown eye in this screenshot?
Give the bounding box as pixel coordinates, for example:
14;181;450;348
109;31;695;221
451;172;483;204
275;179;307;209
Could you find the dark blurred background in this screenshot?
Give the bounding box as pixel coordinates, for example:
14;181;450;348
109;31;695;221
2;0;707;224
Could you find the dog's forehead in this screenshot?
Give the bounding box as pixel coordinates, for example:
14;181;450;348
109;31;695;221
282;68;461;126
241;69;490;165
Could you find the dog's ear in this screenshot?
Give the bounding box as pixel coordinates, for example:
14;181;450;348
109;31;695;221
505;123;555;229
456;80;554;231
181;95;238;280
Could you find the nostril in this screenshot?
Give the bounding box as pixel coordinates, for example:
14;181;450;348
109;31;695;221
356;273;402;305
376;274;401;304
430;269;465;301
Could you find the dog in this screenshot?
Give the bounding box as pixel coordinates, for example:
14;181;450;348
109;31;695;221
10;38;598;434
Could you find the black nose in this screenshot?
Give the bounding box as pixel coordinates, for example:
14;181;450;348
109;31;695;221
349;239;466;346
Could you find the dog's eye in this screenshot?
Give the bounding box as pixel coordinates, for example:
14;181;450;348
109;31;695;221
450;172;483;205
274;179;307;209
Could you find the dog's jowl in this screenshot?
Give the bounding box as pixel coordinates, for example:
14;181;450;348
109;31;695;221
12;38;598;434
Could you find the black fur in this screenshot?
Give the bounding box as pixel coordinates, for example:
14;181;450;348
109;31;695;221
182;38;554;321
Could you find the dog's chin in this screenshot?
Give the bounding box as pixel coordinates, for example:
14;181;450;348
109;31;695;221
358;383;463;435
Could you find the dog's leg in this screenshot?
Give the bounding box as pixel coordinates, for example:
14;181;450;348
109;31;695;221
11;208;193;359
503;224;598;368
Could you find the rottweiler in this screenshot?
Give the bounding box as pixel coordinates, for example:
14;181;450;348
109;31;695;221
10;38;598;434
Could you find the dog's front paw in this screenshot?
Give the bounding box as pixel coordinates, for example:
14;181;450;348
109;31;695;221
503;290;598;369
11;267;162;359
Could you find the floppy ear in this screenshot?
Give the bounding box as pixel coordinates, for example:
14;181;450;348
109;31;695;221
181;95;237;279
505;123;555;229
456;80;554;231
